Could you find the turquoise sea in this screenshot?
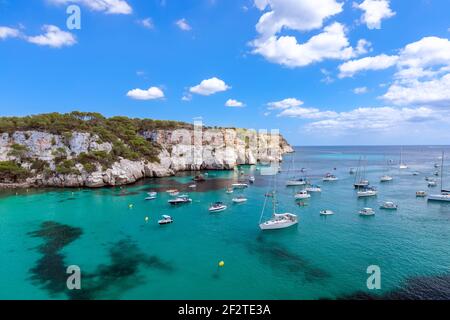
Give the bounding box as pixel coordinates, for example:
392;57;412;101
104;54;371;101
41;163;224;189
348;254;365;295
1;146;450;300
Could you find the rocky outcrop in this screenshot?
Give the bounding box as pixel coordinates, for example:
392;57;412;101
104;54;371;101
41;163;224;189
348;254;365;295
0;127;293;188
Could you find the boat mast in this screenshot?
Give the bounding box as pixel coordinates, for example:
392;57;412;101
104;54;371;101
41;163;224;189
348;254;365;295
441;151;444;192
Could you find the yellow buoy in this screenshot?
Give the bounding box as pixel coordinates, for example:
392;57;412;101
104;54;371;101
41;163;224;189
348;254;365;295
218;261;225;267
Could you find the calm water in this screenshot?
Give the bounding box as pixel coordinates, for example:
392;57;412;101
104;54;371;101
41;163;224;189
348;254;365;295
1;146;450;300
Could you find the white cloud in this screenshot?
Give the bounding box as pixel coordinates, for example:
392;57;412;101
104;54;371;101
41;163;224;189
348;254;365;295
189;77;231;96
278;106;338;119
353;86;368;94
126;86;165;100
267;98;303;110
254;0;343;37
355;39;372;55
252;22;359;68
26;25;76;48
48;0;132;14
305;106;438;132
338;54;399;78
176;18;192;31
0;26;21;40
383;74;450;106
225;99;245;107
354;0;396;30
182;94;192;102
138;18;154;29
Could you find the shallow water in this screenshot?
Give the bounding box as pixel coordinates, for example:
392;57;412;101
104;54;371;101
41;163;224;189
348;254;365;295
1;146;450;299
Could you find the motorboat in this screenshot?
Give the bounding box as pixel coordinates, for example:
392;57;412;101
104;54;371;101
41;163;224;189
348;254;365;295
380;201;398;210
357;187;378;198
305;185;322;193
225;187;234;194
412;171;420;176
169;191;180;196
294;190;311;200
232;196;248;203
416;191;427;197
259;213;298;230
158;215;173;225
323;173;338;181
359;208;375;216
286;178;308;186
249;176;255;183
177;194;189;198
168;197;192;205
428;180;437;187
188;184;197;189
147;191;157;197
209;202;228;212
320;210;334;216
232;183;249;189
349;168;356;174
380;175;393;182
145;195;157;200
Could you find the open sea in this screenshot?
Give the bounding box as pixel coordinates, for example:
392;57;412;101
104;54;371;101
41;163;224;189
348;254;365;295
1;146;450;300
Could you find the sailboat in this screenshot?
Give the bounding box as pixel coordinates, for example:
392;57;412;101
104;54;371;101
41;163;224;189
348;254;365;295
285;153;308;186
354;157;370;189
260;176;298;230
399;147;408;169
380;156;393;182
428;151;450;202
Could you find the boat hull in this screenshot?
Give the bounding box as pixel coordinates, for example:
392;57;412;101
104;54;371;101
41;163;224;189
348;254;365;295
259;220;298;230
428;195;450;202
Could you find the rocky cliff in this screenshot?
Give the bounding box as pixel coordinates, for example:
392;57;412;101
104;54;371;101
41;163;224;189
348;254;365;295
0;126;293;188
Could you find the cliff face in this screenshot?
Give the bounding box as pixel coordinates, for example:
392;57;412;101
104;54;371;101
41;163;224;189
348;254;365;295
0;128;293;188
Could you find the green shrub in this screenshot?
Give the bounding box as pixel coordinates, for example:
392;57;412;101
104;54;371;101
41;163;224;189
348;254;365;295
56;159;78;175
0;161;29;182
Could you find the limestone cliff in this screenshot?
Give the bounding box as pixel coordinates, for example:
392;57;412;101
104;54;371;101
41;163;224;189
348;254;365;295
0;127;293;188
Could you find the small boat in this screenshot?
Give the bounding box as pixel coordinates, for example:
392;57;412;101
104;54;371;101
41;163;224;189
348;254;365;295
265;192;274;197
232;196;248;203
209;202;227;212
380;175;393;182
434;163;440;168
249;176;255;183
359;208;375;216
232;183;248;189
425;176;434;182
295;190;311;200
168;197;192;205
380;201;398;210
147;191;157;197
434;171;439;176
305;185;322;193
349;168;356;174
323;173;338;181
145;195;157;200
169;191;180;196
416;191;427;197
428;180;437;187
158;215;173;225
399;148;408;169
286;178;308;186
166;189;178;194
188;184;197;189
428;152;450;202
177;194;189;198
320;210;334;216
357;187;378;198
354;180;370;189
412;171;420;176
399;164;408;169
225;187;234;194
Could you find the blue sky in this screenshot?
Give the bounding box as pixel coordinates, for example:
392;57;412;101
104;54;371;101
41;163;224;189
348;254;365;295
1;0;450;145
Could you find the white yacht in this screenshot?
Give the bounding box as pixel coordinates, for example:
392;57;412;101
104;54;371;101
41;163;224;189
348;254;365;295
259;177;298;231
232;196;248;203
305;185;322;193
359;208;375;216
380;175;393;182
357;187;378;198
428;152;450;202
249;176;255;183
354;157;370;188
225;187;234;194
158;215;173;225
147;191;157;197
168;197;192;205
380;156;393;182
380;201;398;210
145;195;157;200
232;183;249;189
428;180;437;187
209;202;228;212
323;173;338;181
295;190;311;200
286;178;308;186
